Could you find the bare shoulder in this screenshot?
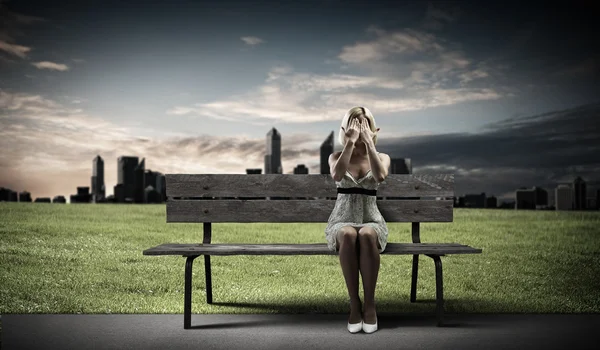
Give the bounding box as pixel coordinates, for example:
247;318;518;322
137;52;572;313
328;152;344;176
328;151;342;165
377;152;391;170
377;152;390;160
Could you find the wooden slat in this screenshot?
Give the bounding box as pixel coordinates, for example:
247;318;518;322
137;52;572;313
143;243;482;256
166;174;454;198
166;199;453;223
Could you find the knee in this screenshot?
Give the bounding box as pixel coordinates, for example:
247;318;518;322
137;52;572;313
337;227;358;246
358;227;378;245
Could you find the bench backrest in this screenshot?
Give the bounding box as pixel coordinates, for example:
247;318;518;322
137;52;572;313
166;174;454;224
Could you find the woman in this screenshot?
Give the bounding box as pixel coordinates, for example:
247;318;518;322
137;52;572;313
325;106;391;334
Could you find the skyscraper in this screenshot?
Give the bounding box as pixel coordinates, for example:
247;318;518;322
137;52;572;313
118;156;139;202
573;176;586;210
555;184;573;210
134;158;146;203
515;186;547;209
265;128;282;174
320;131;334;174
92;155;105;203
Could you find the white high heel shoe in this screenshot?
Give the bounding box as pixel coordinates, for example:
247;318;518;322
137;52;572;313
362;318;378;333
347;320;363;333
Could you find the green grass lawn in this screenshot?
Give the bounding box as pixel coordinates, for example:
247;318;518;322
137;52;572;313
1;202;599;315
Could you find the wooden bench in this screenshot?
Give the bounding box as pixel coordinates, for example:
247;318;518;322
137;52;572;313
143;173;482;329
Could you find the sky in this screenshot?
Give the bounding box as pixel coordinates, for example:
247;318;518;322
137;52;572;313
1;0;599;204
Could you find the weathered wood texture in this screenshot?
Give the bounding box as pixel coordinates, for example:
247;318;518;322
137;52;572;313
166;174;454;198
143;243;482;256
166;199;453;223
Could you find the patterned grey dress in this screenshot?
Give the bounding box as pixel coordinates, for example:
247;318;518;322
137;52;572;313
325;169;388;254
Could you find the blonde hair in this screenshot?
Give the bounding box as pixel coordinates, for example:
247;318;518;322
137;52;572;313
338;106;377;147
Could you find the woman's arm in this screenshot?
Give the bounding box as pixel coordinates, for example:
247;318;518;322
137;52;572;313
365;142;388;183
359;122;388;183
330;140;356;182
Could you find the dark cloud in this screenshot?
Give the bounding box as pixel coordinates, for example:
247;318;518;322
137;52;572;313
422;1;462;31
0;1;46;42
373;103;600;201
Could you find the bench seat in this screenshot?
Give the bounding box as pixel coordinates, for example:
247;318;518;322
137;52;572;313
143;242;482;256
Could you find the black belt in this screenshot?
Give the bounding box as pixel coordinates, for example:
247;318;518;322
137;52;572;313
337;187;377;196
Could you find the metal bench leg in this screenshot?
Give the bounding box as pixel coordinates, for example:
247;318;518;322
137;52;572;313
184;255;199;329
205;255;213;304
431;255;444;327
424;254;445;326
410;254;419;302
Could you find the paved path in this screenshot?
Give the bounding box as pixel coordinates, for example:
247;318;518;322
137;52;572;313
2;313;599;350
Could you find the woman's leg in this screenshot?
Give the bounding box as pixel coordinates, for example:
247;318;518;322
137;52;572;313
336;226;361;322
357;226;381;324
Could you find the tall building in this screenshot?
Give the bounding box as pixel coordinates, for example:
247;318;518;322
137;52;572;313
320;131;334;174
555;184;573;210
294;164;309;174
92;155;105;203
515;186;547;209
117;156;139;202
573;176;586;210
134;158;146;203
264;128;282;174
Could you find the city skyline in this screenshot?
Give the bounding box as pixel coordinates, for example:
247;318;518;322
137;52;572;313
1;127;598;208
1;1;598;203
2;167;597;210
